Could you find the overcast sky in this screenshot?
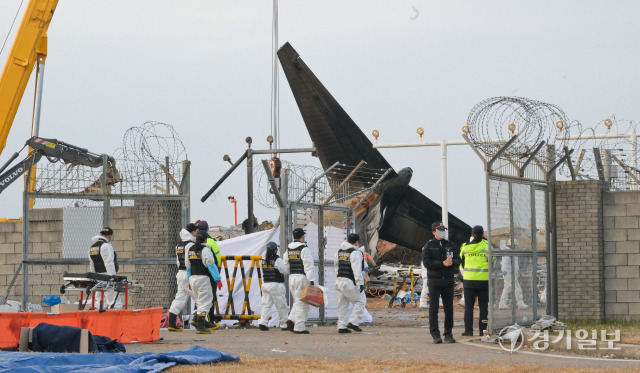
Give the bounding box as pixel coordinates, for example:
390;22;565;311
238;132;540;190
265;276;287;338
1;0;639;232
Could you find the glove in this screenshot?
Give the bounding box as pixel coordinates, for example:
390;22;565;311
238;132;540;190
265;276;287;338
188;283;191;291
217;281;223;290
503;271;507;277
359;285;364;293
309;281;315;286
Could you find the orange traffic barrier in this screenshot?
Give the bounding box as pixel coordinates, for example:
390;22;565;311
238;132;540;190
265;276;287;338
0;307;162;349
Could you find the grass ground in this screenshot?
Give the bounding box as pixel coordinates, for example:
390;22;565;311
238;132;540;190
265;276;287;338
564;319;640;345
167;356;638;373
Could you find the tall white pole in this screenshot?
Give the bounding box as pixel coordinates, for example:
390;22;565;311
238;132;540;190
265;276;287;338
374;138;505;230
271;0;279;151
441;140;448;229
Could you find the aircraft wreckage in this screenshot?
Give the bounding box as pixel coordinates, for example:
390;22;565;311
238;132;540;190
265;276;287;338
202;42;471;253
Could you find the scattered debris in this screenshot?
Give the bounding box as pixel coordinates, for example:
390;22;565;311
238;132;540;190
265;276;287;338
530;315;567;331
0;300;43;313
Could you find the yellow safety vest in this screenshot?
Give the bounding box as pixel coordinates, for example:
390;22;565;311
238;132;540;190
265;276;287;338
460;239;489;281
206;237;222;268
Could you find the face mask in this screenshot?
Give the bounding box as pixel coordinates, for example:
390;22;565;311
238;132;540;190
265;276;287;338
435;231;447;240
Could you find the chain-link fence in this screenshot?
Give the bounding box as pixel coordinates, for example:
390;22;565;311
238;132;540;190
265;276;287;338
2;151;190;311
487;178;548;332
278;162;388;323
291;204;352;322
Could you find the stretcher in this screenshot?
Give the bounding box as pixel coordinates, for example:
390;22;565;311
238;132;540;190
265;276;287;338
60;271;144;311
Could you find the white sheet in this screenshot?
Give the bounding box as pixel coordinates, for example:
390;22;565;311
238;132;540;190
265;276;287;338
196;223;368;326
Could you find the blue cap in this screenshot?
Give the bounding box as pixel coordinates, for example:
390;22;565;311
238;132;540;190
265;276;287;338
196;220;209;230
266;241;279;250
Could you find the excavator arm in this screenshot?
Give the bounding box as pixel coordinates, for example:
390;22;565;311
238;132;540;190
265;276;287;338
0;0;59;157
0;136;104;194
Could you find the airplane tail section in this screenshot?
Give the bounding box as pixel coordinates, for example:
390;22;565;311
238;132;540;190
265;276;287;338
277;42;394;176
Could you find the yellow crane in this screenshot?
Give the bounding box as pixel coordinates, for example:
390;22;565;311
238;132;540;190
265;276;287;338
0;0;59;214
0;0;59;156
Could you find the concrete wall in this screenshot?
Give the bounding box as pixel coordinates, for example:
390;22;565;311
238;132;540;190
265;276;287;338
131;200;180;309
0;201;181;311
603;191;640;319
556;180;606;320
556;180;640;321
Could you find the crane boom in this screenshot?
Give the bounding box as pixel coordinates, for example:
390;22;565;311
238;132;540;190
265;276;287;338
0;0;59;157
0;136;105;194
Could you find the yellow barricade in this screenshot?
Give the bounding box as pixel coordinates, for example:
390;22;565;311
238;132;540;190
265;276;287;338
212;255;263;322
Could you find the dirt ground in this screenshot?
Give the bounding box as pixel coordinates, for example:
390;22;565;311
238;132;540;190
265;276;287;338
127;298;640;371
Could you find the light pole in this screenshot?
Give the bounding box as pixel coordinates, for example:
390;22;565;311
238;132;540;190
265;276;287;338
228;196;237;226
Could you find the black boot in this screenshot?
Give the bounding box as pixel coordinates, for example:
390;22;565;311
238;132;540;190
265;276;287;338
168;312;182;332
207;306;220;330
204;315;219;330
196;314;212;334
347;323;362;332
443;334;456;343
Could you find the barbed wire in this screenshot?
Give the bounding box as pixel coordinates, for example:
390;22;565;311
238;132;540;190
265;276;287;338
466;96;581;161
565;116;639;187
254;160;388;209
34;121;188;195
466;97;639;188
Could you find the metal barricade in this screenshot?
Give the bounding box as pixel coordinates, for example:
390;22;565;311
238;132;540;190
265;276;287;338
212;255;263;322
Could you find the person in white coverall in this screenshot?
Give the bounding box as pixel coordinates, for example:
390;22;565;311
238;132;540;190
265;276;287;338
499;240;528;310
420;262;429;308
356;246;373;323
335;233;365;333
186;234;223;334
168;223;197;331
258;241;289;331
283;227;315;334
420;262;444;308
89;227;122;309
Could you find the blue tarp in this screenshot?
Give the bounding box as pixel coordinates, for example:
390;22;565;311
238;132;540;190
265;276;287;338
0;346;240;373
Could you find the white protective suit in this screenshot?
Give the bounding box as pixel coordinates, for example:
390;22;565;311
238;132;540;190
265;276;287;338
283;241;315;332
499;253;527;309
258;256;289;328
169;229;195;315
357;246;373;323
419;262;429;308
420;260;443;308
89;235;122;309
334;242;365;329
185;242;216;314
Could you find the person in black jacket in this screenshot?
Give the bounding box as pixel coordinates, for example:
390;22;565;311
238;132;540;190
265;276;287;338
422;221;460;344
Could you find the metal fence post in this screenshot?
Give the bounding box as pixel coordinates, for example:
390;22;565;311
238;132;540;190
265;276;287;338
317;207;325;322
547;145;558;318
181;160;191;227
247;149;254;234
21;193;29;311
102;155;110;227
508;182;516;324
530;183;538;321
280;168;289;256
